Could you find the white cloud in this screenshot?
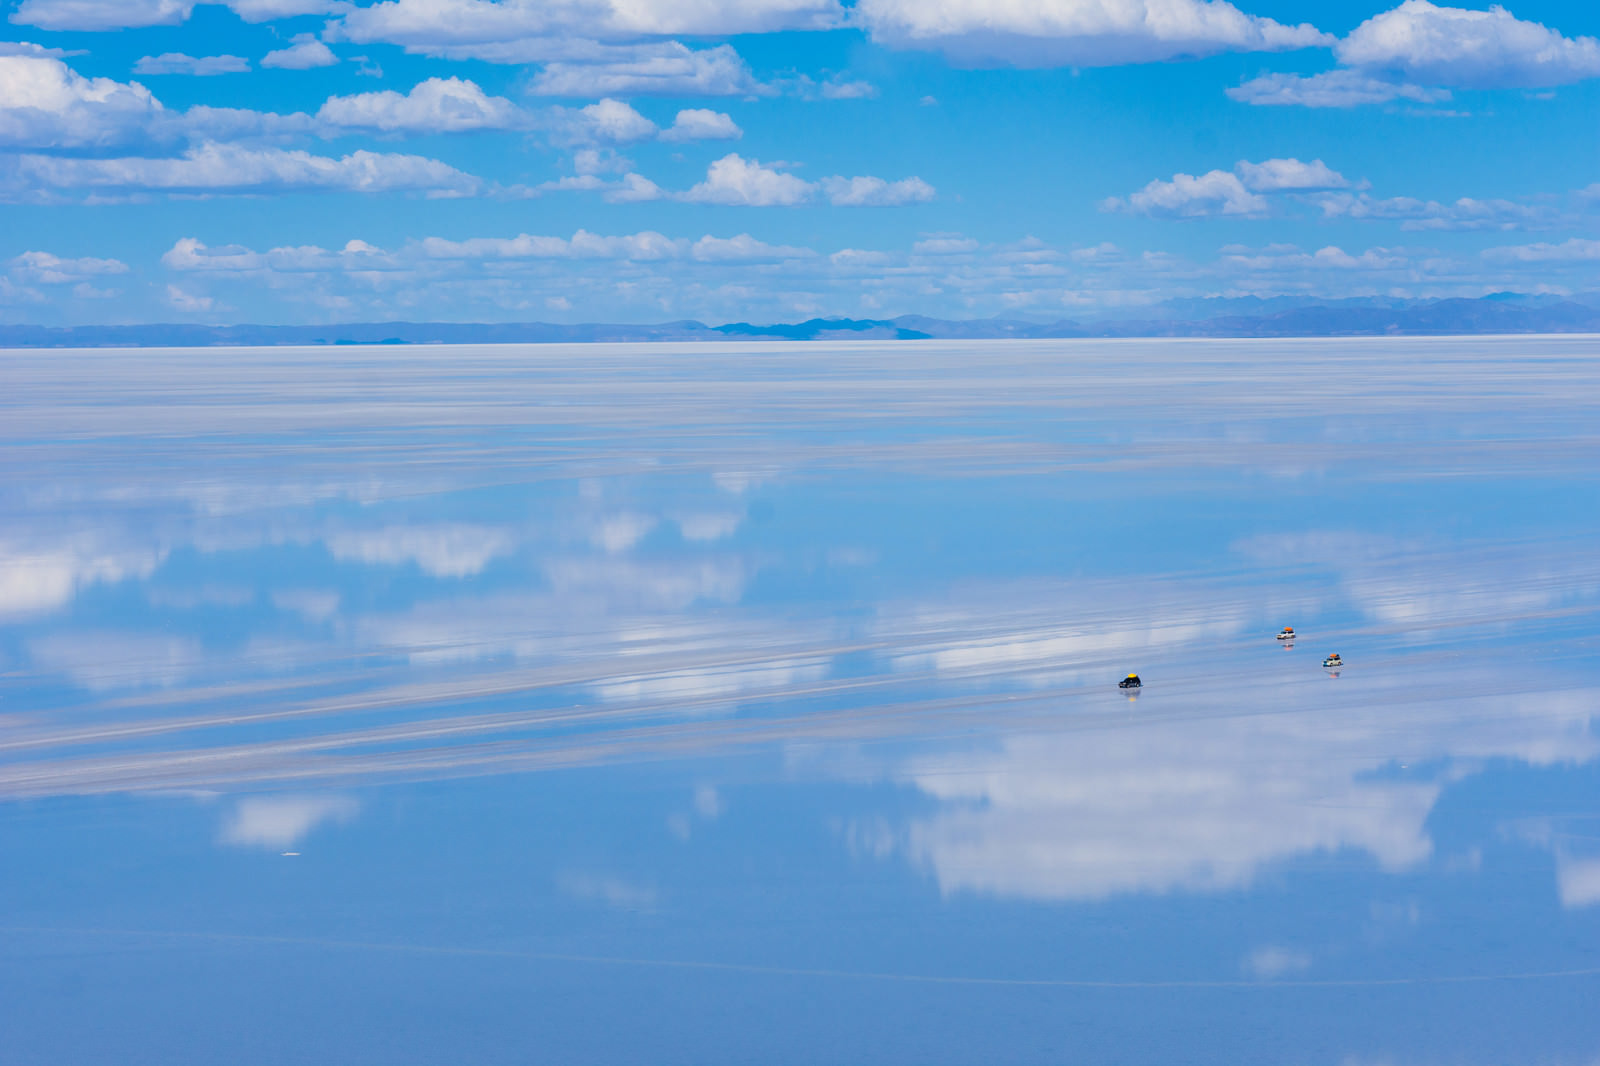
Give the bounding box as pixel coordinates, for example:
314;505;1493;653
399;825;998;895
10;142;480;197
1228;69;1452;107
11;0;196;29
220;794;358;850
529;42;768;96
331;0;841;49
262;36;340;70
1234;157;1348;192
821;174;936;206
912;236;979;255
227;0;343;21
1232;2;1600;111
682;153;813;206
1482;237;1600;262
10;0;343;30
659;108;741;143
680;153;934;208
853;0;1332;67
9;250;129;283
0;41;83;58
1106;157;1348;218
1221;244;1406;271
691;234;813;261
0;55;165;151
163;236;402;273
547;97;656;145
820;78;876;99
1315;191;1550;231
165;284;214;312
1105;168;1269;218
1337;0;1600;89
418;228;681;260
603;172;664;202
133;53;250;76
318;77;526;133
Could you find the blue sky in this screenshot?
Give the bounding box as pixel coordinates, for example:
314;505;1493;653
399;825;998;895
2;0;1599;324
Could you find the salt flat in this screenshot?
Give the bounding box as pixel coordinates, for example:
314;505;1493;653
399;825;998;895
2;337;1599;1065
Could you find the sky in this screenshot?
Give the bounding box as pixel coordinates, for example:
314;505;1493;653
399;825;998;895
1;0;1599;325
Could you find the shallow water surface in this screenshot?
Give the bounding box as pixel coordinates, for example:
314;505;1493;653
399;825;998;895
3;338;1600;1064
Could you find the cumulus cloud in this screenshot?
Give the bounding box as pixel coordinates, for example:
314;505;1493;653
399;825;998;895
821;174;936;206
8;142;480;197
1315;191;1551;231
659;108;741;143
9;250;129;282
682;153;815;206
163;235;401;273
318;77;527;133
1228;69;1452;108
690;234;813;261
853;0;1332;67
227;0;344;18
1105;157;1349;217
1482;237;1600;262
10;0;342;30
1231;2;1600;109
330;0;842;50
418;228;681;260
527;42;769;96
547;97;656;145
1234;157;1349;192
820;78;876;99
0;55;165;151
0;41;83;58
261;35;340;70
0;54;325;156
1220;244;1407;271
165;284;214;311
133;52;250;76
681;153;934;208
1337;0;1600;89
10;0;196;29
1104;168;1269;218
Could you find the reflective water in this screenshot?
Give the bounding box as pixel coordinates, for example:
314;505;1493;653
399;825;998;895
2;338;1599;1064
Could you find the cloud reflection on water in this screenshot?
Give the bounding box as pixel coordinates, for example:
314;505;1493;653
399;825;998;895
1;337;1598;917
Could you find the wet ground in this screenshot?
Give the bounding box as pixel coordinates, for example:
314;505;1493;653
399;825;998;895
2;337;1599;1064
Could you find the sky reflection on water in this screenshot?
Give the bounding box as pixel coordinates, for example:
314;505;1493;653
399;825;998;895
2;338;1600;1065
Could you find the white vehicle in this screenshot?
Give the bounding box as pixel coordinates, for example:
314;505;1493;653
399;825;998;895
1277;626;1296;641
1322;653;1343;668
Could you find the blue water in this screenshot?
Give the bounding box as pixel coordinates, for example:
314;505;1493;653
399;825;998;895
2;338;1599;1064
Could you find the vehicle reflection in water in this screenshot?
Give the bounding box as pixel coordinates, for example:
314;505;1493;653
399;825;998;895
2;338;1600;1066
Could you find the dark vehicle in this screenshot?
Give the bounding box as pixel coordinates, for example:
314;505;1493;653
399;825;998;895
1119;673;1142;689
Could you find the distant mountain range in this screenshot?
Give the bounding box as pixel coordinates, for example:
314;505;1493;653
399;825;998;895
5;293;1600;347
